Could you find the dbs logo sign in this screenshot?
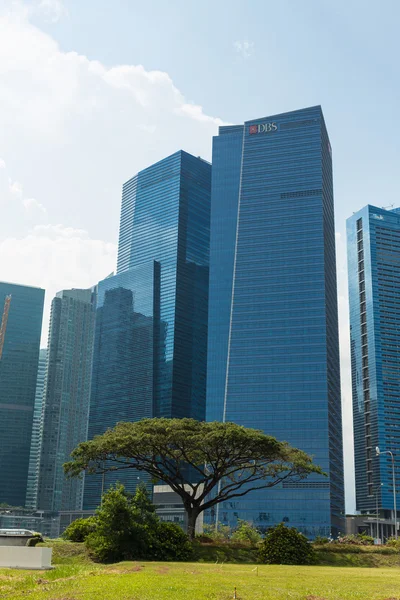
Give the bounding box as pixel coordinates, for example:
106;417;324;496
249;123;278;134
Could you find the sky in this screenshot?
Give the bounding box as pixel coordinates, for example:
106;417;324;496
1;0;400;514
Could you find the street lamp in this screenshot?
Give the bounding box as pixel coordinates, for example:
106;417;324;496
376;447;397;540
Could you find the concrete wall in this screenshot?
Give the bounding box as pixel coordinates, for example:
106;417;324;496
0;547;52;569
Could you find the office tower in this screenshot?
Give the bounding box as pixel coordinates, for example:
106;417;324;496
0;282;44;506
26;348;47;509
37;289;95;512
347;205;400;538
84;150;211;509
207;106;344;538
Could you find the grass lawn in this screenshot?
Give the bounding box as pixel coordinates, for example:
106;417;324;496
2;560;400;600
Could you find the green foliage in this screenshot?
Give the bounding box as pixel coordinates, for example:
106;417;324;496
85;483;191;563
314;535;330;545
63;517;97;542
258;523;316;565
202;523;232;542
337;533;374;546
231;519;262;545
26;533;44;547
64;418;323;539
387;537;400;550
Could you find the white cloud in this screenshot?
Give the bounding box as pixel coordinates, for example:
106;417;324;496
23;197;47;214
36;0;68;22
9;179;23;197
234;40;255;59
0;1;224;348
0;225;117;343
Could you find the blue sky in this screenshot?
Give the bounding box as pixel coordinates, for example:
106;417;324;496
1;0;400;513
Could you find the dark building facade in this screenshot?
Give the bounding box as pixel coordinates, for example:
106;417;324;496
84;150;211;509
37;289;95;512
206;106;344;538
347;205;400;536
0;282;44;506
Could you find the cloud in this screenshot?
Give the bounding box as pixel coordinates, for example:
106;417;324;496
0;224;117;343
36;0;68;22
234;40;255;59
23;197;47;214
0;158;5;169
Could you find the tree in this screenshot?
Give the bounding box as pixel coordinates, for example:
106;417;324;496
259;523;315;565
63;517;97;542
64;418;323;540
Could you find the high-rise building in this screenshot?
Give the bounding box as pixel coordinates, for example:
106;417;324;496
37;289;95;512
207;106;344;538
84;150;211;509
0;282;44;506
26;348;47;509
347;205;400;538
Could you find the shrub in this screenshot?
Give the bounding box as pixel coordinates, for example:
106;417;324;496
258;523;315;565
231;520;262;545
337;533;374;546
151;521;193;561
85;483;193;563
63;517;97;542
26;533;44;547
202;523;231;542
386;537;400;550
314;535;329;545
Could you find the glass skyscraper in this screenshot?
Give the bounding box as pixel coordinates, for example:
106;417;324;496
207;106;344;538
84;150;211;509
347;205;400;536
37;289;96;512
0;282;44;506
26;348;47;509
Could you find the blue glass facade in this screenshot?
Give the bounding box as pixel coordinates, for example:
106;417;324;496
207;107;344;538
84;151;211;509
347;206;400;519
0;282;44;506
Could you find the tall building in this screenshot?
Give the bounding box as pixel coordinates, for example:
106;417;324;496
207;106;344;538
347;205;400;538
84;150;211;509
0;282;44;506
26;348;47;509
37;289;95;512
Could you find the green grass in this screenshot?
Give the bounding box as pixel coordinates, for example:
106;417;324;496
2;551;400;600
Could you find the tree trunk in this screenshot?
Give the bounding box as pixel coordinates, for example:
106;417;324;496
186;508;199;541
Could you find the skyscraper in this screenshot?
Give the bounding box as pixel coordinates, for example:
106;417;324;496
37;289;95;512
0;282;44;506
347;205;400;538
207;106;344;538
26;348;47;509
84;150;211;509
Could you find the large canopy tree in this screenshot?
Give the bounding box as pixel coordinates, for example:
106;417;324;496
64;418;323;539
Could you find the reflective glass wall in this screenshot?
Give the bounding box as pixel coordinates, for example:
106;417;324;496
0;282;44;506
84;151;211;509
347;206;400;516
207;107;344;538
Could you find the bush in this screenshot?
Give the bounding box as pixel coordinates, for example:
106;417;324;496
26;533;44;547
386;537;400;550
152;521;193;561
231;520;262;545
314;535;329;545
202;523;231;543
258;523;316;565
337;533;374;546
63;517;97;542
85;483;192;563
